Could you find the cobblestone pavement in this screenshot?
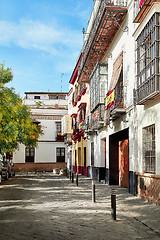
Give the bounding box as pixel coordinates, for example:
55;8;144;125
0;173;160;240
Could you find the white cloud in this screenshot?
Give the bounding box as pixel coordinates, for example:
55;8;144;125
0;18;82;55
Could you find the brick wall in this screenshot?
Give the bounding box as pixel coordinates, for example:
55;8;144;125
14;162;66;173
137;173;160;206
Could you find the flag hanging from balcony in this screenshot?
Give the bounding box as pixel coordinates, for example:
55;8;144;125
139;0;144;8
71;127;73;136
105;89;114;111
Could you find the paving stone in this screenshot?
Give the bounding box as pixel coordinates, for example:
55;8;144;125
0;173;159;240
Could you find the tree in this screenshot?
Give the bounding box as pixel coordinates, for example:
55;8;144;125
0;62;42;155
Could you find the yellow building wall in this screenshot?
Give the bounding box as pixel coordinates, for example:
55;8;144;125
72;137;88;168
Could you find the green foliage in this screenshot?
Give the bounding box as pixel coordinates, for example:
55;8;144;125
0;62;13;87
0;62;42;154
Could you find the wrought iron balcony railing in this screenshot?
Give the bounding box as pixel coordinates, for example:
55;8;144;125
105;86;125;121
136;77;160;104
90;104;105;130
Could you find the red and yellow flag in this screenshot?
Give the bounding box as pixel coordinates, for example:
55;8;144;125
139;0;144;8
105;89;114;111
71;127;73;136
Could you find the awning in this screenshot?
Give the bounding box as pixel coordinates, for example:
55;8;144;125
78;3;127;83
109;52;123;90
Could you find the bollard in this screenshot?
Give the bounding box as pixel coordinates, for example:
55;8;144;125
111;188;116;221
92;180;96;203
76;172;78;186
72;172;74;183
66;168;68;177
69;170;71;180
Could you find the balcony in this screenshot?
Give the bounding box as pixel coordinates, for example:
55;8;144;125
64;133;72;145
90;62;108;112
136;78;160;105
80;87;87;96
134;0;158;23
136;13;160;104
56;134;64;142
72;126;81;142
78;0;127;83
90;104;105;130
105;87;125;121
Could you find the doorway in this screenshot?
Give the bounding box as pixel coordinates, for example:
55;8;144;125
25;147;35;162
109;128;129;189
56;148;65;162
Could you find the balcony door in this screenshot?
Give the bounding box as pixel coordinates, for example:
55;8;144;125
56;148;65;162
25;147;35;162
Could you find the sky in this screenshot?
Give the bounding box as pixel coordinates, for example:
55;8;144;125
0;0;93;97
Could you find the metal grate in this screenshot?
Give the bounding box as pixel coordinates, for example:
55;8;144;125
136;13;160;104
142;124;156;173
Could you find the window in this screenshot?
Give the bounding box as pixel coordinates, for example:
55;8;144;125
34;96;40;99
49;94;66;99
90;63;108;112
136;13;160;103
143;124;156;173
56;148;65;162
25;147;35;162
91;142;94;166
56;123;61;136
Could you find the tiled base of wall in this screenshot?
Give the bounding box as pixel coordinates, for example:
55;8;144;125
14;162;66;173
137;173;160;206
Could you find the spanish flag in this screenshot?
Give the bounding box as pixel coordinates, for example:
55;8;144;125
139;0;144;8
71;127;73;136
105;89;114;111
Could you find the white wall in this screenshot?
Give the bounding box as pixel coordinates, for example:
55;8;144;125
13;142;67;163
13;144;25;163
137;101;160;175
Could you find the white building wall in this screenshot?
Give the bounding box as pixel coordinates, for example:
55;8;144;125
36;142;67;163
137;101;160;175
88;1;137;173
133;3;160;175
13;92;68;166
13;144;25;163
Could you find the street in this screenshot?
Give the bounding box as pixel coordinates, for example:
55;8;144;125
0;173;160;240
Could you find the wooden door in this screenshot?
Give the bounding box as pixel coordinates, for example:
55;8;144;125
119;139;129;188
57;148;65;162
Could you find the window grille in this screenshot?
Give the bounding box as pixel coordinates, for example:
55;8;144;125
136;13;160;104
142;124;156;173
56;123;61;136
90;63;108;112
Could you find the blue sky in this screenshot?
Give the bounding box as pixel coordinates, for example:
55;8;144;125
0;0;93;96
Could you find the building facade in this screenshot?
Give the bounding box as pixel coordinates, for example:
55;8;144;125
13;92;68;172
64;54;90;176
69;0;160;205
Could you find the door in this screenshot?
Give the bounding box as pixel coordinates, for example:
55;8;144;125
56;148;65;162
25;147;35;162
119;139;129;188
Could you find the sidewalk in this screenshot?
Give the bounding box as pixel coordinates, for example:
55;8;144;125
65;173;160;239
